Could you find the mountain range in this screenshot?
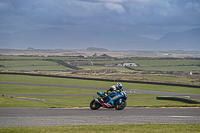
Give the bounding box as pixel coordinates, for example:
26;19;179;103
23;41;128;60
0;27;199;51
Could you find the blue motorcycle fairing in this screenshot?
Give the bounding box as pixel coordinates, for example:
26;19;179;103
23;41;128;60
97;91;104;97
107;91;124;105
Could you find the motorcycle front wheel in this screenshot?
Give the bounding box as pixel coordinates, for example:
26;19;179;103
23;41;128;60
90;100;101;110
114;99;127;110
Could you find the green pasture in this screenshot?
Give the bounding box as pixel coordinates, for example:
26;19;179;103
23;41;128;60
95;74;190;83
0;95;92;108
0;74;200;94
91;60;119;64
73;58;200;67
1;55;199;68
0;55;77;60
0;74;200;108
1;93;198;108
134;59;200;67
80;66;132;72
0;124;200;133
78;73;198;85
0;60;74;71
0;56;199;82
0;65;72;71
0;84;98;95
0;60;57;66
134;66;200;72
91;59;200;67
1;90;197;108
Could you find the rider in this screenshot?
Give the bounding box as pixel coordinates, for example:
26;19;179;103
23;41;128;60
99;83;123;103
105;83;122;96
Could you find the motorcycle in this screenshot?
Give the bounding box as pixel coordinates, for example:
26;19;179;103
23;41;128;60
90;89;127;110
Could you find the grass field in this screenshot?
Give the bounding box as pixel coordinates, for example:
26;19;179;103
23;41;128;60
0;60;74;71
134;59;200;66
1;55;200;70
0;55;199;86
78;74;196;84
134;66;200;71
0;73;200;132
80;66;133;72
0;74;200;108
1;74;200;94
1;92;196;108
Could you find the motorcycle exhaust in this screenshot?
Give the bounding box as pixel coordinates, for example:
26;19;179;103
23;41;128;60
93;96;101;104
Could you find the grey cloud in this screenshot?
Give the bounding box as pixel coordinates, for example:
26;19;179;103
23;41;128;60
105;2;125;14
0;0;199;34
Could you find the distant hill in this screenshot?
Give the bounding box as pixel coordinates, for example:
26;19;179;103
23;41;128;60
0;27;199;51
0;27;155;50
158;28;200;43
86;47;109;52
156;28;200;50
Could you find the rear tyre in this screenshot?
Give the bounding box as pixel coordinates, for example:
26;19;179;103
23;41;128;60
90;100;101;110
114;99;127;110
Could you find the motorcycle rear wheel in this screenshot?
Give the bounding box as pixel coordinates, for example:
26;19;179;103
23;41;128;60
114;99;127;110
90;100;101;110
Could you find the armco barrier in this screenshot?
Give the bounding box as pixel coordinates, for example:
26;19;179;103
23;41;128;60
0;72;200;88
156;96;200;104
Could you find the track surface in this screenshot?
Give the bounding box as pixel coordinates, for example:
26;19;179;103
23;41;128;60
1;82;200;127
0;107;200;127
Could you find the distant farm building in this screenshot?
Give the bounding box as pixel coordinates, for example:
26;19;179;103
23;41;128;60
116;62;138;67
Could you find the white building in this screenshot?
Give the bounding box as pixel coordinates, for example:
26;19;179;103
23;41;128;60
117;62;138;67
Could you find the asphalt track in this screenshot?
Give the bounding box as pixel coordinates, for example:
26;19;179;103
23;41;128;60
0;107;200;127
0;82;200;127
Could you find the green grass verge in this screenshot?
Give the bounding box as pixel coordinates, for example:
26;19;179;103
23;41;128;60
0;124;199;133
0;74;200;108
1;93;199;108
1;74;200;95
0;84;99;95
0;96;92;108
127;94;200;107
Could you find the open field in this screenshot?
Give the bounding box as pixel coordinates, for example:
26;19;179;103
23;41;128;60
0;60;73;71
0;124;200;133
0;74;200;108
83;74;192;83
133;66;200;71
80;65;200;72
1;49;200;58
1;74;200;95
1;92;196;108
0;55;200;85
0;74;200;131
1;55;200;67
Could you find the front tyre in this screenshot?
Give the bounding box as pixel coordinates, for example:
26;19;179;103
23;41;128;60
90;100;101;110
114;99;127;110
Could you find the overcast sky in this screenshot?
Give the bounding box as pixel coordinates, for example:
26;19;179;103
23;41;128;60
0;0;200;39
